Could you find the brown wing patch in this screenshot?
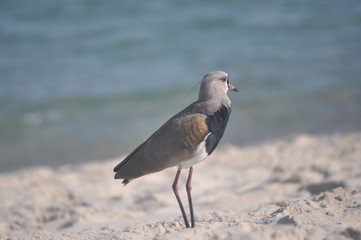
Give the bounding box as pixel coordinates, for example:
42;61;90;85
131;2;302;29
181;114;209;148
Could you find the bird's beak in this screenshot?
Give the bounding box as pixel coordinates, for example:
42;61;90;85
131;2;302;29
228;83;239;92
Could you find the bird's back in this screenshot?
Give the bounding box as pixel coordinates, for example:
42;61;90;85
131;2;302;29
114;100;231;182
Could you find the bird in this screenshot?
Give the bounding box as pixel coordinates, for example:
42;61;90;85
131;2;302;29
114;71;238;228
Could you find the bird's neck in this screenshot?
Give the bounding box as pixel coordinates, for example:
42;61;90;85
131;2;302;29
197;95;231;113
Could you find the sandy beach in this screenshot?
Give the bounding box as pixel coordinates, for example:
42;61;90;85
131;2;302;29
1;131;360;240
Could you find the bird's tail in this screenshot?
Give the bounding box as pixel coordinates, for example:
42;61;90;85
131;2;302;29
122;179;130;186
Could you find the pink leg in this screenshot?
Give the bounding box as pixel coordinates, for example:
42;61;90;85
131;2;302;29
172;169;190;228
186;167;195;228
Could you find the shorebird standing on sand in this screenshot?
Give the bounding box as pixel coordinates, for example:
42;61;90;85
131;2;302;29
114;71;238;228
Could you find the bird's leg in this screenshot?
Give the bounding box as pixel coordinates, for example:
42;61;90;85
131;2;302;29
172;168;190;228
186;167;195;228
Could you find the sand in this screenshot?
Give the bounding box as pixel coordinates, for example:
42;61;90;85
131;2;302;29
1;131;360;240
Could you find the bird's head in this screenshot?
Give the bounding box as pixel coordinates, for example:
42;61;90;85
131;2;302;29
199;71;238;102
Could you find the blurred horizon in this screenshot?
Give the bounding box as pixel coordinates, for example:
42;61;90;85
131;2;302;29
1;0;361;172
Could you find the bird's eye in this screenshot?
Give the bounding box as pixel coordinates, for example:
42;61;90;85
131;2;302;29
220;76;227;82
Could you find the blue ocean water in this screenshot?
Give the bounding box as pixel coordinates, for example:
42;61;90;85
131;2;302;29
1;0;361;172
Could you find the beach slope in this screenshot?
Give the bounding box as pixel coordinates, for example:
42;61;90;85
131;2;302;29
1;132;360;240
